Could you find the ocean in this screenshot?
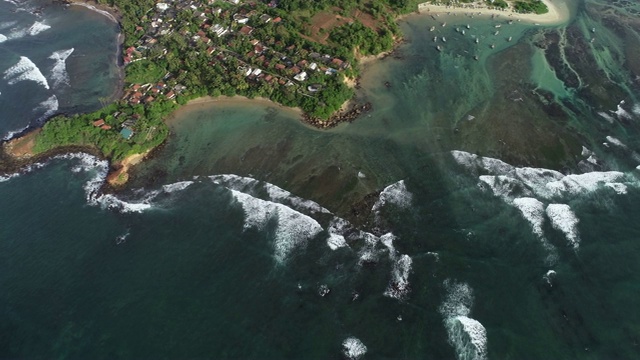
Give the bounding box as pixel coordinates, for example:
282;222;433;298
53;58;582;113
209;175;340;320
1;0;640;358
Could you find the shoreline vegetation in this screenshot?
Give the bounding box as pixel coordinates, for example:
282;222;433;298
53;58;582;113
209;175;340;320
1;0;568;187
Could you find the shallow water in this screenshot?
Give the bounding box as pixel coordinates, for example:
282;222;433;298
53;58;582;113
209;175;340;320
3;0;640;358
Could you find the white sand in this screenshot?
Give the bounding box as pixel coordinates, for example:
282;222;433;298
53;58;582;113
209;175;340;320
418;0;569;25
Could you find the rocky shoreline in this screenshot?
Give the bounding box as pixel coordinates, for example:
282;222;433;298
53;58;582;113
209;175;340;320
302;102;373;129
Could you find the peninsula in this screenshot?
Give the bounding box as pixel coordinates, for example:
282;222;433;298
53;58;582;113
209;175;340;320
1;0;561;186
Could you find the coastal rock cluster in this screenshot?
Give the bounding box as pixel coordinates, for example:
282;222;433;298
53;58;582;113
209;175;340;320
302;102;372;129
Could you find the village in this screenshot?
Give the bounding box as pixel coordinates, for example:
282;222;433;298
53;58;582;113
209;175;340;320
85;0;352;139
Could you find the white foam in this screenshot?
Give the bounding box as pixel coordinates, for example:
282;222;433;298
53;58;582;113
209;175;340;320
606;136;627;148
34;94;58;122
27;21;50;36
598;112;615;123
0;21;17;31
543;269;556;286
49;48;74;88
581;146;592;157
445;316;488;360
633;103;640;116
440;280;474;318
162;181;193;193
513;197;545;238
2;125;30;141
210;174;331;215
372;180;413;213
326;233;347;250
229;189;323;263
545;204;580;249
440;280;487;360
3;56;50;89
614;103;633;120
342;337;367;360
546;171;626;196
384;254;412;300
453;150;635;200
0;34;6;43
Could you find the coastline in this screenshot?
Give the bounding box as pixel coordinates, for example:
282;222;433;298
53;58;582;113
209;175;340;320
416;0;569;25
63;0;121;24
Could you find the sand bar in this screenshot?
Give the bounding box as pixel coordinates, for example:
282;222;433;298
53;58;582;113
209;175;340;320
418;0;569;25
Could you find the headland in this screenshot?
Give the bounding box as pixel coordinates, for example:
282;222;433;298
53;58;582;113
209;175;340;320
1;0;568;187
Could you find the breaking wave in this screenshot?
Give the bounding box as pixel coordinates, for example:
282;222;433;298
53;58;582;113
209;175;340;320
34;94;58;122
209;174;331;216
27;21;50;36
228;189;323;263
545;204;580;249
440;280;487;360
372;180;413;213
49;48;74;88
342;337;367;360
3;56;50;89
513;197;557;262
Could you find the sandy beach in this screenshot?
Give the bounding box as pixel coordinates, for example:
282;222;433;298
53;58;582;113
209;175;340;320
167;96;304;125
418;0;569;25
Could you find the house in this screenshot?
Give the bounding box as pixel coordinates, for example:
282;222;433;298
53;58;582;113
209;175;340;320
238;26;253;35
331;58;344;68
100;124;112;130
93;119;105;127
143;95;155;103
166;91;176;99
293;71;307;82
272;16;281;22
274;63;286;70
120;128;134;140
259;14;271;23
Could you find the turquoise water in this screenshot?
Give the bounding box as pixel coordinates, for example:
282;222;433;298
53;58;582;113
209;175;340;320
3;0;640;358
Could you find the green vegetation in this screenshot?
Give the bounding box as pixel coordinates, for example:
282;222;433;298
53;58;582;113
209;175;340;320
514;0;549;14
34;0;415;162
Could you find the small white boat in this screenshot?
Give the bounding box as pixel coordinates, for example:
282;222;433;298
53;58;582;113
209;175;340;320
433;36;437;42
494;30;500;35
442;36;446;42
442;22;447;27
436;45;442;51
495;24;502;28
475;38;479;44
462;30;466;35
430;26;436;31
507;36;512;42
466;24;471;29
456;27;460;32
490;44;495;49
